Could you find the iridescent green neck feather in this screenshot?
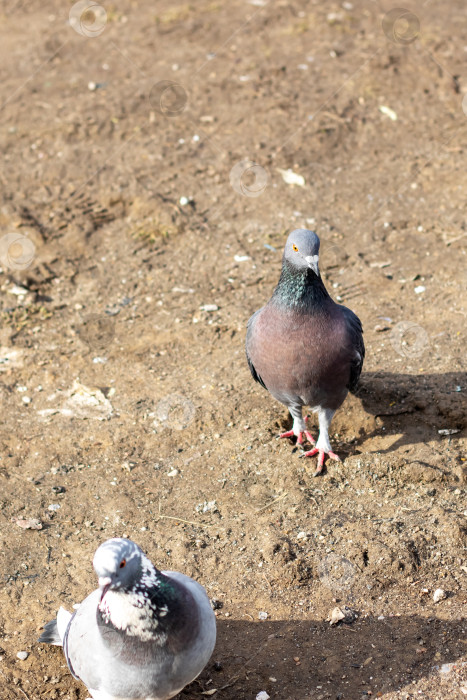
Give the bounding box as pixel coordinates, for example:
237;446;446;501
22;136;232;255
272;260;330;310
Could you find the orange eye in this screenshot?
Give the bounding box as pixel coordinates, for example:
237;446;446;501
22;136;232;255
292;244;298;252
119;559;126;568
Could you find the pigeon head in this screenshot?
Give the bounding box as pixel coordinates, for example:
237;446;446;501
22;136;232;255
283;229;321;276
93;538;146;596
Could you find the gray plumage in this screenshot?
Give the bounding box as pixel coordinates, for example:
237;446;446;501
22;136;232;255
39;538;216;700
246;229;364;474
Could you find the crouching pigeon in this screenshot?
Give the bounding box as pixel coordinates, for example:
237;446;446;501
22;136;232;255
246;229;364;475
39;538;216;699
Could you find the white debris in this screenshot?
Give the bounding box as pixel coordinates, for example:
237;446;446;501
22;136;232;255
88;81;97;91
8;285;29;296
379;105;398;121
179;196;190;206
328;607;346;625
16;651;28;661
277;168;305;187
438;428;460;435
258;611;268;620
38;380;113;421
414;285;426;294
200;304;219;312
0;347;24;372
369;261;391;268
256;692;270;700
439;662;455;674
327;606;358;625
13;518;42;530
234;254;250;262
433;588;447;603
196;500;218;513
167;469;179;477
48;504;61;512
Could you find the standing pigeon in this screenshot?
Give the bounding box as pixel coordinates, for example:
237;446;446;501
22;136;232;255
39;538;216;700
246;229;364;475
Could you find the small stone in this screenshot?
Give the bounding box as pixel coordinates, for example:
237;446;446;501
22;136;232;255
88;81;97;91
166;469;178;477
327;606;358;625
13;518;42;530
258;611;268;620
433;588;447;603
256;692;270;700
414;285;426;294
16;651;28;660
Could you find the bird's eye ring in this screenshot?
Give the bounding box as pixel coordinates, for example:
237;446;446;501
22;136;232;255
292;244;298;252
119;559;126;568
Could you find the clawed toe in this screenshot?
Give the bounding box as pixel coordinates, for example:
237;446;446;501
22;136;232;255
277;423;316;446
277;429;295;439
299;447;341;476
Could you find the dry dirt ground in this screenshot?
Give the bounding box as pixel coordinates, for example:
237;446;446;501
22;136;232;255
0;1;466;699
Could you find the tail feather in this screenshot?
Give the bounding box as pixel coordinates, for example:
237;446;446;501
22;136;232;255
38;607;72;646
38;619;62;646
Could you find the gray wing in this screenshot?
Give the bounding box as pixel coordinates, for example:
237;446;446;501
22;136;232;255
341;305;365;393
63;590;102;684
245;309;267;390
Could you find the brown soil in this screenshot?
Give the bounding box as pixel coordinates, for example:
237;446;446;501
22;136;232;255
0;1;466;699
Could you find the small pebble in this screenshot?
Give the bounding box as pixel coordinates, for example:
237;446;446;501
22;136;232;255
256;692;270;700
258;611;268;620
16;651;28;661
13;518;42;530
414;285;426;294
433;588;447;603
88;81;97;91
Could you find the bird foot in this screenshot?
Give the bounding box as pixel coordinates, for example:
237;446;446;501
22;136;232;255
277;416;315;446
299;448;341;476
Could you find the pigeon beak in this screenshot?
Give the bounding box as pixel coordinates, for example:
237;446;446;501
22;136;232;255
98;576;112;601
305;254;319;276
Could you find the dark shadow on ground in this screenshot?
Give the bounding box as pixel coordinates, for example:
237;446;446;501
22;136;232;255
353;371;466;452
187;615;466;700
